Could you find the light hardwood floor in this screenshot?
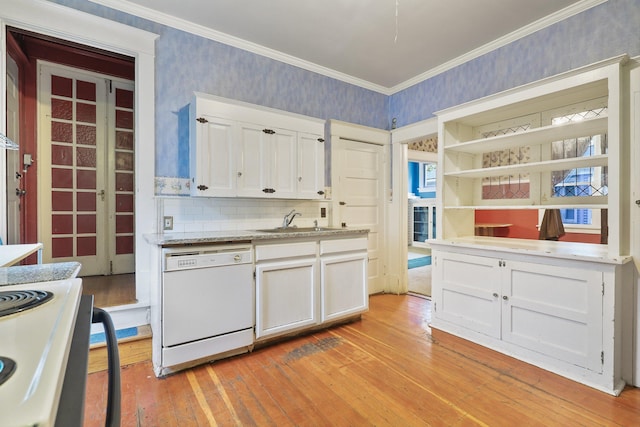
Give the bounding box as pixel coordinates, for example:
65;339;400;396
81;273;136;308
84;294;640;426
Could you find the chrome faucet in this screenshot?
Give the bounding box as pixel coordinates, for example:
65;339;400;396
282;209;301;228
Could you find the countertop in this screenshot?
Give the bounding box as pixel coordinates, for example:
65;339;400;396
0;262;82;286
430;236;632;265
144;228;369;246
0;243;43;267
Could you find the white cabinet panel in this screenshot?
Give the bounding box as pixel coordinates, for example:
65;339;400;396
434;251;501;338
255;257;317;339
321;252;368;323
297;132;325;199
189;114;236;197
236;123;267;197
502;260;603;372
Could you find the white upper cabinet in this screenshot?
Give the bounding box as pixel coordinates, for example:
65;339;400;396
188;114;237;197
189;93;325;199
297;132;325;199
236;123;297;198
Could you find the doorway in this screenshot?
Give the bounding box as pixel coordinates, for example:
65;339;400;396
407;146;437;297
6;28;137;305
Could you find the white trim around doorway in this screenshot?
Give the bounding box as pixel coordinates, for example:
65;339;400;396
0;0;158;331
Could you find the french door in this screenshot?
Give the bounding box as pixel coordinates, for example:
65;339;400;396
38;62;135;275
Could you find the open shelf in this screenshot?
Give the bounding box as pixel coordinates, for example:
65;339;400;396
444;116;607;154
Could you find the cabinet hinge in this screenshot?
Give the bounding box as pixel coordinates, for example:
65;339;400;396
109;260;113;274
433;302;436;312
601;351;604;365
253;270;256;279
602;282;605;296
196;117;208;124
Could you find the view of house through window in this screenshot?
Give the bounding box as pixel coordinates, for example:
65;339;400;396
549;105;607;229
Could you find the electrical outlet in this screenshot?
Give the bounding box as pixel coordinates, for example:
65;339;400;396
163;216;173;231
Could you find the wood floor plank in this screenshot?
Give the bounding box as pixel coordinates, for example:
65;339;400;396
84;294;640;426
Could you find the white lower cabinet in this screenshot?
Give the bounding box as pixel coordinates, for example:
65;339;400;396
255;235;368;341
320;238;368;323
431;242;631;395
255;241;317;339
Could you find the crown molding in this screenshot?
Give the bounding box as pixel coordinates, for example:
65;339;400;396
89;0;607;95
88;0;391;94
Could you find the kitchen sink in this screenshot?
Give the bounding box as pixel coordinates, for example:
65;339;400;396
257;227;340;233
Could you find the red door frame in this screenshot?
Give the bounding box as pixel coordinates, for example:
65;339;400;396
6;29;133;262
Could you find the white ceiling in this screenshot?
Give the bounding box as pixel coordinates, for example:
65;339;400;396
92;0;598;93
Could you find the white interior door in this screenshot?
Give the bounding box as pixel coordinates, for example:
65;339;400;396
5;55;21;244
333;138;385;294
38;62;134;275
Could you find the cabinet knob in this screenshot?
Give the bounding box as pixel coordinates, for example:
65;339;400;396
493;293;499;298
502;295;509;301
233;255;242;262
197;184;209;191
238;172;242;177
298;177;302;182
262;128;275;135
339;201;346;206
317;190;325;195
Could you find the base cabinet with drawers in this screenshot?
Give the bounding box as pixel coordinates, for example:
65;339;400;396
255;235;368;340
431;239;632;395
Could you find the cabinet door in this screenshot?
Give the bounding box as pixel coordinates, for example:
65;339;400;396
501;260;603;372
297;132;325;199
236;123;268;197
320;251;368;323
255;257;317;339
190;116;236;197
269;128;297;198
433;250;501;338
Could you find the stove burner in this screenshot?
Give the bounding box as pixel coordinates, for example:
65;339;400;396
0;356;17;386
0;290;53;317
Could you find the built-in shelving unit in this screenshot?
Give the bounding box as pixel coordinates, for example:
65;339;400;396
437;55;627;258
430;56;633;396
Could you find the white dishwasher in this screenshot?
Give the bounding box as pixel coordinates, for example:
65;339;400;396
161;243;254;369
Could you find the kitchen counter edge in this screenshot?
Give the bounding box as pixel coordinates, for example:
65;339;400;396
144;228;370;246
0;262;82;286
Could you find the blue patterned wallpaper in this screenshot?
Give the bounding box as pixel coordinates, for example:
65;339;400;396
46;0;640;179
390;0;640;127
49;0;389;179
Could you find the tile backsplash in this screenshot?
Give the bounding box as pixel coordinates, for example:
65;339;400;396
158;196;331;233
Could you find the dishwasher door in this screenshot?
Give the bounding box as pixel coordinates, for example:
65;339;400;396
162;245;254;348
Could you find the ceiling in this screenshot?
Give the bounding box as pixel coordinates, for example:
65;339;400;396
92;0;594;93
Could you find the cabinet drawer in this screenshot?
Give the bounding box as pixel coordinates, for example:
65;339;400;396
255;241;317;261
320;237;367;255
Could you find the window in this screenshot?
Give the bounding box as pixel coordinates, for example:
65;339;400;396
418;162;437;193
546;104;607;231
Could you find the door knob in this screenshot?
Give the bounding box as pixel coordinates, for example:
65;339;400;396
15;189;26;196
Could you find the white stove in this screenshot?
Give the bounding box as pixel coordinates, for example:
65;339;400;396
0;279;83;427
